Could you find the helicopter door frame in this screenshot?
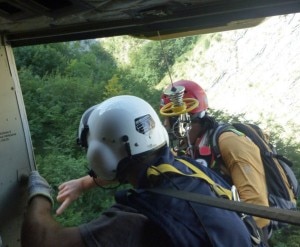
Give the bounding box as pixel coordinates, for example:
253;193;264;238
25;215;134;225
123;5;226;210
0;35;35;247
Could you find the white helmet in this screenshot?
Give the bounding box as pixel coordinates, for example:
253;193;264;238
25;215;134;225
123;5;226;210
81;95;169;180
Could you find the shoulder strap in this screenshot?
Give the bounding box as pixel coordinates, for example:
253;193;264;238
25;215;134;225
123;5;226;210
147;158;232;200
210;123;244;159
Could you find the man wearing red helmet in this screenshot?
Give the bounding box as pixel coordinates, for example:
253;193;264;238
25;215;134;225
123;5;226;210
160;79;270;244
160;80;209;156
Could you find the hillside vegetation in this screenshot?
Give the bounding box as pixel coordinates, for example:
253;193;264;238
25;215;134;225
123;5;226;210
102;14;300;141
13;13;300;247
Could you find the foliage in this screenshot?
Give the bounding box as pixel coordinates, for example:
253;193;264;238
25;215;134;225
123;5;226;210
128;36;199;87
210;108;248;123
13;37;300;245
103;75;127;98
269;226;300;247
19;71;102;155
36;153;117;226
14;43;71;77
14;40;117;83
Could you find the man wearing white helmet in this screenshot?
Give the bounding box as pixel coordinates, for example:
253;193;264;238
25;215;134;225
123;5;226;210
22;95;260;247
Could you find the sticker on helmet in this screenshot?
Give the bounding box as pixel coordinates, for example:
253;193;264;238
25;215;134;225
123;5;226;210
135;114;155;134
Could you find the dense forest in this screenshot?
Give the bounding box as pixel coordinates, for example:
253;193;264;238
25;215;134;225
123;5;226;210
13;36;300;246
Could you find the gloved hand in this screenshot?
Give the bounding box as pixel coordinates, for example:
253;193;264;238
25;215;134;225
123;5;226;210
28;171;54;206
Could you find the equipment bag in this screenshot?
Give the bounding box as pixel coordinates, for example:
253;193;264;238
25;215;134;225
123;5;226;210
210;122;299;229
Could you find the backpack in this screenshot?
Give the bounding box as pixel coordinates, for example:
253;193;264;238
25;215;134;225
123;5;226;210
115;156;263;247
210;122;299;229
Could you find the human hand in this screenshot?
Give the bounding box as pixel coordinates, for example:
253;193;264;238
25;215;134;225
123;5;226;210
28;171;53;206
56;178;85;215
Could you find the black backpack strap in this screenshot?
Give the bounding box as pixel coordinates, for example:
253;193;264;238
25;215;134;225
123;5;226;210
210;123;244;160
273;154;293;167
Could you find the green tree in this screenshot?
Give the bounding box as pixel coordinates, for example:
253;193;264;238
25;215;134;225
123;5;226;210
65;41;117;84
129;36;199;87
103;75;127;98
14;43;73;77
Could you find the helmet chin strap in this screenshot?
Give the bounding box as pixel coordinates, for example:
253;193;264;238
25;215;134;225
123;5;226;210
85;165;122;189
87;168;97;178
122;135;132;157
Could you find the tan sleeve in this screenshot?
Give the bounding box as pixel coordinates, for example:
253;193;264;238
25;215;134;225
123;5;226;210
218;132;270;228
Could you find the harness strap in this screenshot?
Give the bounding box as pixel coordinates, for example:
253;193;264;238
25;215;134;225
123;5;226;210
210;124;244;170
147;158;232;200
211;124;244;159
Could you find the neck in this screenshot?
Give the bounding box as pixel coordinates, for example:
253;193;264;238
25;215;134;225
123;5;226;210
125;151;161;187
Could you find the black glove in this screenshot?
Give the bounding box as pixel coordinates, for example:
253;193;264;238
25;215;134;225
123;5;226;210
28;171;54;206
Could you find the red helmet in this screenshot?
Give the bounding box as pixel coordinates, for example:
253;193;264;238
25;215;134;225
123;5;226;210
160;80;208;115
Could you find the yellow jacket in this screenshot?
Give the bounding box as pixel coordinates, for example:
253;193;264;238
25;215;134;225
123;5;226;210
218;131;270;228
